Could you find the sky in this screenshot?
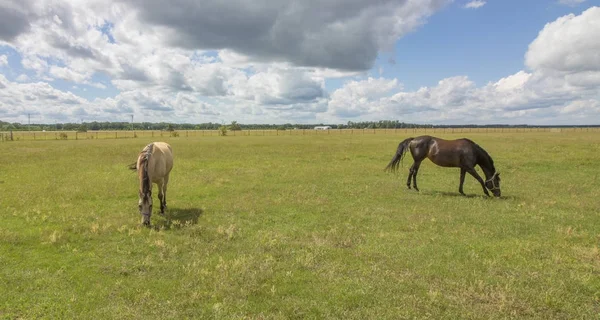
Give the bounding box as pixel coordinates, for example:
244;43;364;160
0;0;599;125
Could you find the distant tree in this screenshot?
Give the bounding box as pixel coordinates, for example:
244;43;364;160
230;121;241;131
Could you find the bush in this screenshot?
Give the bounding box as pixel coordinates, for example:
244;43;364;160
219;126;228;136
58;132;68;140
170;131;180;137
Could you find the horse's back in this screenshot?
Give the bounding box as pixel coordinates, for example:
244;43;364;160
153;142;173;157
423;136;476;167
150;142;173;178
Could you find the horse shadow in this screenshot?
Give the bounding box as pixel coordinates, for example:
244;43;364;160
424;190;517;200
153;207;204;230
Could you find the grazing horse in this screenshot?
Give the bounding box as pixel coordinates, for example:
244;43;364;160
128;142;174;226
385;136;501;197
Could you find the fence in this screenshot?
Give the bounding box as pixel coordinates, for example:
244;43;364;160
1;127;599;141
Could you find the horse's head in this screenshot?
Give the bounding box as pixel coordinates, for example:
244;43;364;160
138;190;153;226
485;172;501;197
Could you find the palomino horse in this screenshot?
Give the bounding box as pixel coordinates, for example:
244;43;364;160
385;136;501;197
128;142;174;225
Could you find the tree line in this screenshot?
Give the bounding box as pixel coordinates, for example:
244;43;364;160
1;119;598;132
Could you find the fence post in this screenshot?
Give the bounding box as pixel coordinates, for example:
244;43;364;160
75;132;78;140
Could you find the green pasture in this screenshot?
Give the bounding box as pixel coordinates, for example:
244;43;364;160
0;132;599;319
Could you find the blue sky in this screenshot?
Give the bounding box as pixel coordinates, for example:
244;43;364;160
1;0;599;124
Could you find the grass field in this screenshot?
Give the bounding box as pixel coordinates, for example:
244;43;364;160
1;132;599;319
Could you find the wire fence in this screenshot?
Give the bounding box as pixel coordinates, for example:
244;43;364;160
1;127;599;142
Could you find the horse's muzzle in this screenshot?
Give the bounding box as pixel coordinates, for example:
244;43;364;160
141;213;151;226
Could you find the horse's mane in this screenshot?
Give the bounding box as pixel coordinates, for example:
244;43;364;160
464;139;495;172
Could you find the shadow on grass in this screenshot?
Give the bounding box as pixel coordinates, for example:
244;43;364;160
420;190;518;200
153;207;204;230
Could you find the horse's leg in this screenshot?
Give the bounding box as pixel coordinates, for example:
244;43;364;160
412;161;422;191
158;175;169;215
163;174;169;210
157;179;166;215
459;168;466;195
466;168;490;197
406;163;415;189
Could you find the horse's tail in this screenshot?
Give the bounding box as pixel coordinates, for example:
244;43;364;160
385;137;414;172
127;162;137;171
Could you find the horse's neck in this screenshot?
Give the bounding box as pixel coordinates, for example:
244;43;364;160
478;162;495;179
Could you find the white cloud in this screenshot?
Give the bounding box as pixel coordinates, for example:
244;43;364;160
15;74;30;82
0;74;89;120
86;82;107;89
322;69;599;125
0;54;7;66
49;66;92;83
327;77;402;118
526;7;600;74
492;71;532;92
236;67;326;105
464;1;486;9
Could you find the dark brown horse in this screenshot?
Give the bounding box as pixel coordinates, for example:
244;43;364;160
385;136;501;197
